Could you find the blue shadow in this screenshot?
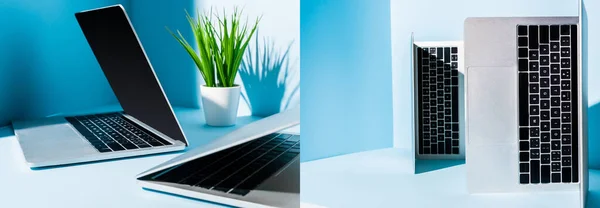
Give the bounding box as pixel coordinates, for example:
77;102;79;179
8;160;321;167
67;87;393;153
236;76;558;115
0;126;15;140
30;150;183;171
142;188;235;207
415;159;465;174
239;32;298;117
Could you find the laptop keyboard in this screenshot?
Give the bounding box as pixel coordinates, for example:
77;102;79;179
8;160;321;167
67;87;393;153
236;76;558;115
144;133;300;196
416;46;460;155
518;24;578;184
66;113;171;153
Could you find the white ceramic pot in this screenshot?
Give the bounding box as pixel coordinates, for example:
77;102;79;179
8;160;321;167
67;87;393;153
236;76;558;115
200;85;241;126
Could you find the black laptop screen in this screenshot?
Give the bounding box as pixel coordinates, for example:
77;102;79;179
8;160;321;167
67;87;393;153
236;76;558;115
75;5;186;144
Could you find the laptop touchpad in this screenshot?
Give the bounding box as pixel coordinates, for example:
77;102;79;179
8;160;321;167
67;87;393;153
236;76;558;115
466;66;517;145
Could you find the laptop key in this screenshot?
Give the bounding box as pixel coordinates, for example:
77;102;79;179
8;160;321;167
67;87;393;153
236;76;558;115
541;165;551;183
145;137;164;146
539;25;549;44
550;25;560;40
229;188;251;196
530;160;540;183
106;142;124;151
288;148;300;154
552;173;562;183
132;140;151;148
97;146;112;153
562;167;572;183
520;174;529;184
197;178;220;189
122;143;138;150
528;25;539;49
212;186;230;193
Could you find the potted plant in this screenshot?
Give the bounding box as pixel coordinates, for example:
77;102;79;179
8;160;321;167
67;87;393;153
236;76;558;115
168;8;259;126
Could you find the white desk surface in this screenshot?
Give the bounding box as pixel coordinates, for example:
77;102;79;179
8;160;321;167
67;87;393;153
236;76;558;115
301;148;600;208
3;106;598;208
0;106;299;208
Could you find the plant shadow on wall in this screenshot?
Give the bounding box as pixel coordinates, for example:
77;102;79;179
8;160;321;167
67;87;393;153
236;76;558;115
239;32;299;117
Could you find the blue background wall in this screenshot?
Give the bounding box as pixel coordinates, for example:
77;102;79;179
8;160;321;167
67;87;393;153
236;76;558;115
300;0;393;161
0;0;129;126
129;0;201;109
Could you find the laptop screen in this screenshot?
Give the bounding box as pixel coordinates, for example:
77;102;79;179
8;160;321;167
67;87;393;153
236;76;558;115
75;5;187;145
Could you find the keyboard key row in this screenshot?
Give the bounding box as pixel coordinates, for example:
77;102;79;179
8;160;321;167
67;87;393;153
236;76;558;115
66;113;172;152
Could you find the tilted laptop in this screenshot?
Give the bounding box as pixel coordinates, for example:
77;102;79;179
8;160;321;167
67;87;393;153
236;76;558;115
464;16;587;207
137;107;300;208
412;39;465;161
11;5;188;168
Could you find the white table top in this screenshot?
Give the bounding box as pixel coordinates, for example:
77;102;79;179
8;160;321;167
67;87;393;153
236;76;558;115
300;148;597;208
3;106;597;208
0;107;298;208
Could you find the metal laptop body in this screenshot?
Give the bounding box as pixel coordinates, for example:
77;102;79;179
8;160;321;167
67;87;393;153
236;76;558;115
137;107;300;208
11;5;188;168
464;16;586;206
412;40;466;160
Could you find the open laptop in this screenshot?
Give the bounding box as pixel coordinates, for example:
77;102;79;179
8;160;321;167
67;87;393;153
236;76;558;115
11;5;188;168
464;16;587;207
412;39;465;161
137;107;300;208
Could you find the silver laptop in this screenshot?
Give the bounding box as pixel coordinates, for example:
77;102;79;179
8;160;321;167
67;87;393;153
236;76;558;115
412;39;465;161
11;5;188;168
137;107;300;208
464;16;587;206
